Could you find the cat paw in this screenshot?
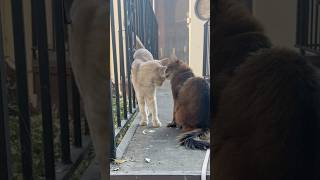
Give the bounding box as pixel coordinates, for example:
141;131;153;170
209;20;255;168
167;122;177;128
152;120;162;128
140;121;148;126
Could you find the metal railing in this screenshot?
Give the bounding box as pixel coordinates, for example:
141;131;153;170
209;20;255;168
0;7;11;180
110;0;159;158
296;0;320;55
0;0;88;179
0;0;158;178
203;20;210;79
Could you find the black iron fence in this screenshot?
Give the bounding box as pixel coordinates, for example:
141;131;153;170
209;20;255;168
296;0;320;55
1;0;90;179
110;0;159;156
0;0;158;178
203;20;210;79
0;8;11;180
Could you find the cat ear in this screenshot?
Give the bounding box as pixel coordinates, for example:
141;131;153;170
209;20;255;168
158;66;167;77
169;53;178;61
159;58;170;66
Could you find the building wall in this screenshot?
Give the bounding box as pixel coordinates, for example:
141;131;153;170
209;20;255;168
155;0;189;61
154;0;208;76
188;0;207;76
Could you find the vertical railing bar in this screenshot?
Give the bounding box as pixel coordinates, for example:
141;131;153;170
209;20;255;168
135;0;139;40
310;0;314;48
124;0;133;114
84;118;90;135
315;1;319;50
318;2;320;50
296;0;302;46
138;0;142;44
132;0;137;109
146;2;150;50
203;21;208;77
142;0;146;45
148;4;150;51
157;22;159;58
150;1;155;52
109;0;116;160
150;4;153;51
0;10;12;180
304;0;310;47
53;0;72;164
130;0;135;110
140;0;143;42
157;22;159;59
71;75;82;147
147;0;150;48
154;13;156;56
143;0;145;45
151;20;154;55
10;0;34;179
147;0;149;49
117;0;128;120
111;0;122;127
31;0;38;60
31;0;56;178
135;0;140;41
108;79;116;159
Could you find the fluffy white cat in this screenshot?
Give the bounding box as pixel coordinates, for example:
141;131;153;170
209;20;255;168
131;49;168;127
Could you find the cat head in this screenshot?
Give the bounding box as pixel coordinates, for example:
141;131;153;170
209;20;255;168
153;65;167;86
158;58;171;66
165;59;185;80
158;65;167;78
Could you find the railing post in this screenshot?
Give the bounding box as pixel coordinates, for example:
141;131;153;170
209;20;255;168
53;0;72;164
203;21;209;77
108;80;116;160
132;0;137;108
111;0;122;127
10;0;34;179
296;0;320;54
31;0;56;178
117;0;128;120
124;0;133;114
71;75;82;147
0;10;12;180
314;1;319;50
110;0;117;159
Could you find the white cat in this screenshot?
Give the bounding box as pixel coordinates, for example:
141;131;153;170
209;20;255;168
131;49;168;127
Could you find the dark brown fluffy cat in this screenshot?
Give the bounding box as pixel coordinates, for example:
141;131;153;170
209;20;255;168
213;0;320;180
165;59;210;150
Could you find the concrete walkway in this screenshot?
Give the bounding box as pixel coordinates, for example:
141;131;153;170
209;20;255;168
110;80;210;179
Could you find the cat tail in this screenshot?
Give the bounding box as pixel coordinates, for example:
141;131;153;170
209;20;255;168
178;128;210;150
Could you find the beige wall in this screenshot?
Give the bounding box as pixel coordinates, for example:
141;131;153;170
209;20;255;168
188;0;206;76
253;0;297;49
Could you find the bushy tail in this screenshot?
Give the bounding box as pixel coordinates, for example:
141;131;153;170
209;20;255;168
178;129;210;150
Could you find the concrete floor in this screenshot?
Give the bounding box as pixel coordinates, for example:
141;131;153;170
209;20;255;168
110;80;210;178
81;80;210;179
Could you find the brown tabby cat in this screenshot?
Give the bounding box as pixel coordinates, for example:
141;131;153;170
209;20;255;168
213;0;320;179
165;59;210;150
